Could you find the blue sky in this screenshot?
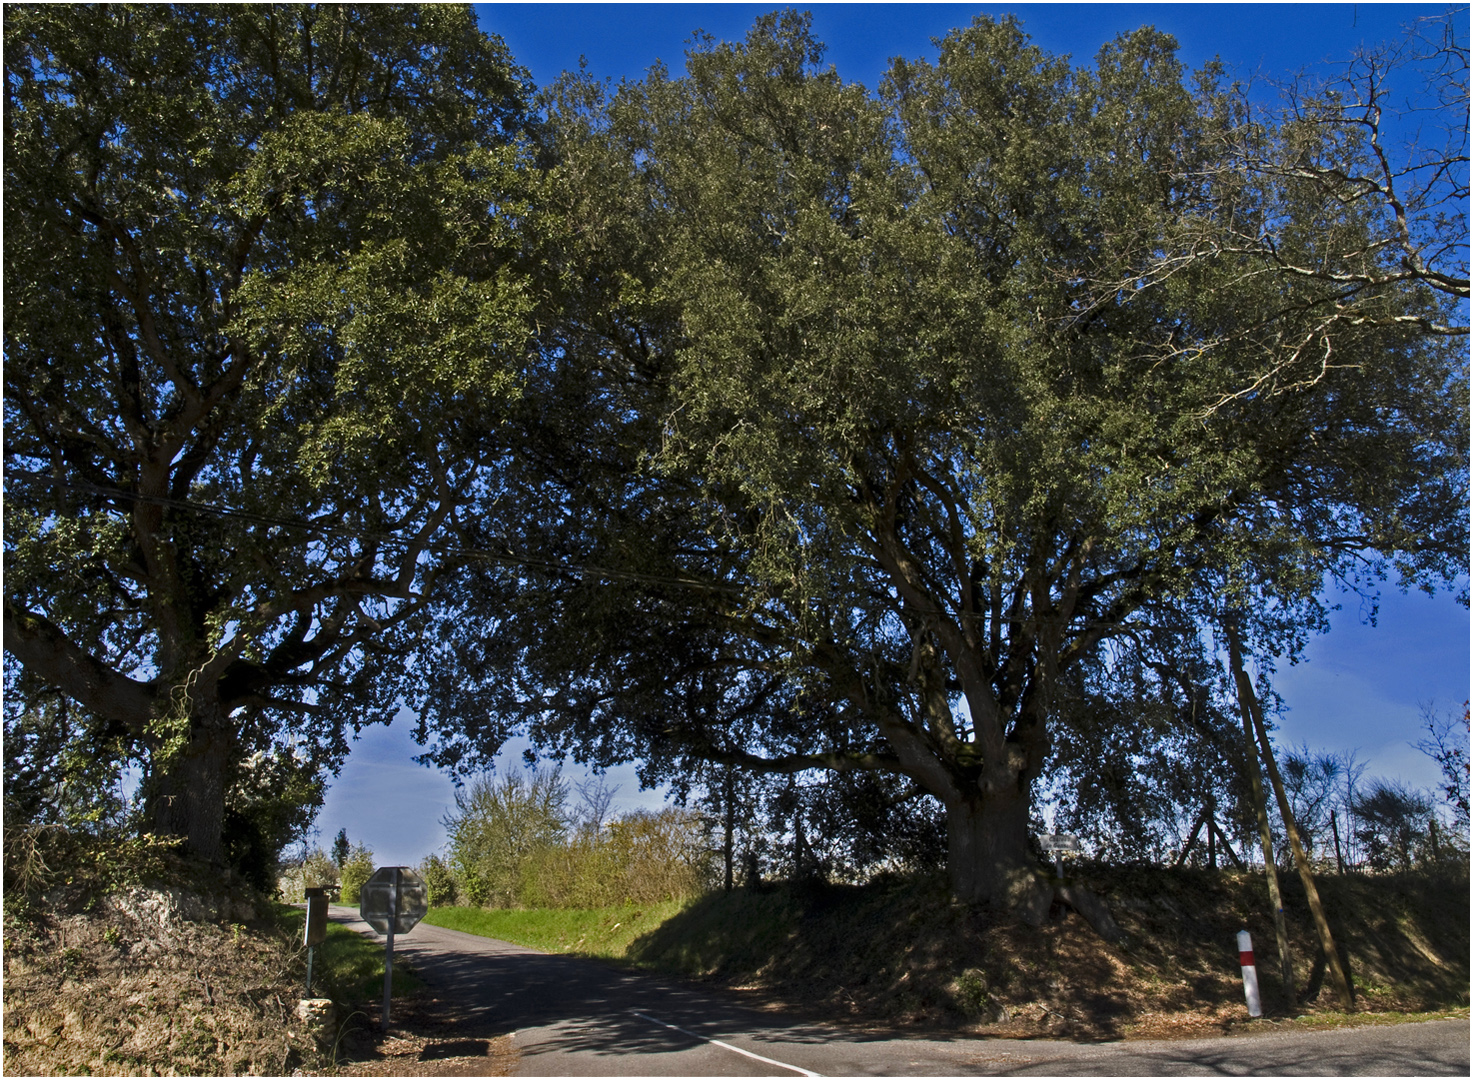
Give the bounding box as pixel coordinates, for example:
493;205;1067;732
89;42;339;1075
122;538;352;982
475;3;1456;93
316;3;1470;868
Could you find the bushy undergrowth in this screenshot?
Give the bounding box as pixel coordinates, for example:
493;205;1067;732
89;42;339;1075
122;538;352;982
643;865;1465;1033
3;822;187;917
516;809;711;907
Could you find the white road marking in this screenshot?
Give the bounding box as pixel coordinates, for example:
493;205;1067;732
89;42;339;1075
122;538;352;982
630;1010;824;1077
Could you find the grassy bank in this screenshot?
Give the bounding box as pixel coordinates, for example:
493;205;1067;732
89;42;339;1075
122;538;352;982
275;903;422;1002
422;898;693;960
427;866;1469;1039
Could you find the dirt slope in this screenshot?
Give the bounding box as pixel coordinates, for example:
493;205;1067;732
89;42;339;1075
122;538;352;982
2;888;316;1076
621;865;1470;1039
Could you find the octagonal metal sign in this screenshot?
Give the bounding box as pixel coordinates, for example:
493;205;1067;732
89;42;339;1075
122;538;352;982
358;866;428;936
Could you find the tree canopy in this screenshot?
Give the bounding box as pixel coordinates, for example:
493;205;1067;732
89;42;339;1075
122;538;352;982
412;12;1466;911
3;3;546;865
5;7;1465;909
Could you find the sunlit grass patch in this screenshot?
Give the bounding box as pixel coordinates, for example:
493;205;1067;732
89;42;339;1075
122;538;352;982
273;903;422;1002
422;899;693;960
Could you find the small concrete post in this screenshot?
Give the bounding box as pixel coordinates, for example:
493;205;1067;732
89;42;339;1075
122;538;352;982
1238;930;1263;1017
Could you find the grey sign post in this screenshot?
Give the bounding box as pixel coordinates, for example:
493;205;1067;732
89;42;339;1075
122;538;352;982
358;866;428;1029
1039;833;1081;881
303;886;328;995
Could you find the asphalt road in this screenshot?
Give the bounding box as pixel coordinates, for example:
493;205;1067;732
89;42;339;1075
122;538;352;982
328;907;1469;1076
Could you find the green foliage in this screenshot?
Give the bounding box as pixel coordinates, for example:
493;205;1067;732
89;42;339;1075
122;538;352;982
443;767;569;907
338;843;376;907
2;694;137;839
223;748;326;892
3;3;547;866
413;10;1467;907
332;829;351;871
521;807;714;907
434;769;712;907
953;969;993;1020
418;852;457;907
4;3;1464;913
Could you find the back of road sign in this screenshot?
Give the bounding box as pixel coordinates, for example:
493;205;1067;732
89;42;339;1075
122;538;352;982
359;866;428;935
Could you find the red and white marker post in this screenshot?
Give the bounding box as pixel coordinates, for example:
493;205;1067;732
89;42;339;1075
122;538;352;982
1238;930;1263;1017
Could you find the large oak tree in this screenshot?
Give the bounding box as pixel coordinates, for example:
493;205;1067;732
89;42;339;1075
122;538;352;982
416;13;1466;916
3;4;545;864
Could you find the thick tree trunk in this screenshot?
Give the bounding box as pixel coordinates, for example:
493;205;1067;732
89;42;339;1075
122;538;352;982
147;715;233;865
946;782;1125;942
946;786;1050;920
5;601;237;865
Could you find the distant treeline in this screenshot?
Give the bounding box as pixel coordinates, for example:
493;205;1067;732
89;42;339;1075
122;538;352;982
279;769;712;909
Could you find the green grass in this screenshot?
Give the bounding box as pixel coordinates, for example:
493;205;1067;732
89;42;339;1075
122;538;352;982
423;899;694;961
273;903;422;1003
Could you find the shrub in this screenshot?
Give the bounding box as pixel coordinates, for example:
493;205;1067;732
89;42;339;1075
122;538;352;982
444;767;568;908
604;807;712;903
420;852;457;907
338;843;376;906
274;847;339;903
519;806;712;908
433;768;714;909
521;830;618;907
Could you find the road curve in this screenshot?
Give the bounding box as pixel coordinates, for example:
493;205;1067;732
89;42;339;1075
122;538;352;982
329;907;1469;1076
